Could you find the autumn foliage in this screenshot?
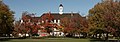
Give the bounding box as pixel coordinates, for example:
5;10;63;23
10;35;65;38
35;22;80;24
88;0;120;39
61;16;88;34
0;1;14;37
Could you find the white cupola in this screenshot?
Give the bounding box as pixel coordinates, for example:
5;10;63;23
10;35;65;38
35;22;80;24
59;4;63;14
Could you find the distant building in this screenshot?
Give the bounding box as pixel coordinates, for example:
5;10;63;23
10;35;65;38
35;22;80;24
19;3;85;36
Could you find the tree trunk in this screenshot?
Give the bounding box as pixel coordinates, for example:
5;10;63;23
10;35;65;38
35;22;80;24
95;34;97;38
105;33;108;40
99;33;101;39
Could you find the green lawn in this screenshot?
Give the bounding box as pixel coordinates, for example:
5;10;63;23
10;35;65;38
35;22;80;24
1;38;91;42
1;38;117;42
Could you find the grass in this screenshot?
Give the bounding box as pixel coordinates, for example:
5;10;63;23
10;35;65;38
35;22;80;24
1;38;90;42
1;38;119;42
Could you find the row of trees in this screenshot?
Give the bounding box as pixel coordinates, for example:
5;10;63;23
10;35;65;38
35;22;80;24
1;0;120;40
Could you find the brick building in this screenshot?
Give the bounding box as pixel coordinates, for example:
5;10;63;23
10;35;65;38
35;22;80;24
18;4;84;36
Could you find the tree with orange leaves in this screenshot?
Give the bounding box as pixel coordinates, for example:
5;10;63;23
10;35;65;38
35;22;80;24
61;16;88;37
40;12;54;33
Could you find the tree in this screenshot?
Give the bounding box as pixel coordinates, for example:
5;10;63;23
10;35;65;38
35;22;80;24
40;12;54;33
61;16;88;37
88;0;120;39
0;1;14;37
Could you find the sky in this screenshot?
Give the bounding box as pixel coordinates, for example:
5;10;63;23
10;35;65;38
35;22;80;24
3;0;101;20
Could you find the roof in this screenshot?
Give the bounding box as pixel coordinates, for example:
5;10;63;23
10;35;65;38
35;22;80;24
32;17;41;20
59;4;63;7
22;12;84;22
41;13;82;20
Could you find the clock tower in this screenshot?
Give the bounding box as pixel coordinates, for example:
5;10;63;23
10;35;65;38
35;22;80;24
59;4;63;14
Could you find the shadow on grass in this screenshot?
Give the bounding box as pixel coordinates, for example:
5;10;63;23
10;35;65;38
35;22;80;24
90;39;120;42
0;38;10;41
0;37;27;41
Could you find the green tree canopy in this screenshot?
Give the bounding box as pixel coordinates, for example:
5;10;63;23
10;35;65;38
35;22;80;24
0;1;14;37
88;0;120;35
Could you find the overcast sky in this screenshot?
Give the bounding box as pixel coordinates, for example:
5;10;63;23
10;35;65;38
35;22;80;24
3;0;101;20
